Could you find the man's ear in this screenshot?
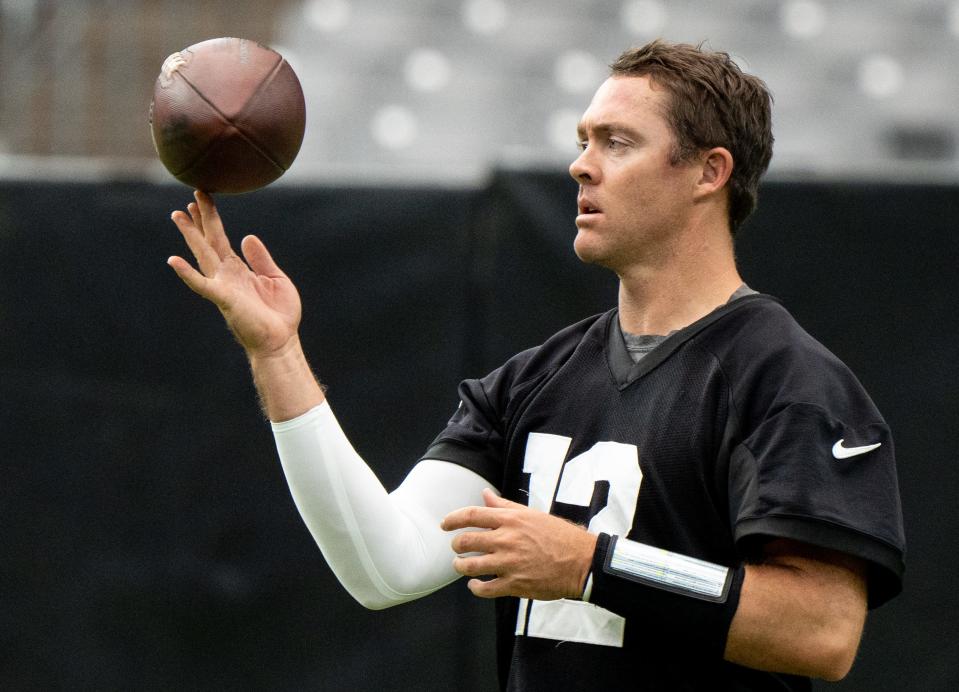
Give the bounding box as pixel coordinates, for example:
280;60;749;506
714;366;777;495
694;147;733;199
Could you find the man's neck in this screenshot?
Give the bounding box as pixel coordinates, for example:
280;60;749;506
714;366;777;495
615;227;742;336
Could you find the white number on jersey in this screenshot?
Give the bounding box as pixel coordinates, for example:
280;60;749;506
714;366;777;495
515;432;643;648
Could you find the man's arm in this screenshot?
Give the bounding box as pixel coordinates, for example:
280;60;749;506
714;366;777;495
273;403;489;608
727;538;868;681
168;191;487;607
168;190;324;422
442;495;868;681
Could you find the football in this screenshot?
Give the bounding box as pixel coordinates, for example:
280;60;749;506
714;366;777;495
149;37;306;194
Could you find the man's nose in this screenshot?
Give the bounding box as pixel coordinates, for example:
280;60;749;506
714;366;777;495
569;148;597;184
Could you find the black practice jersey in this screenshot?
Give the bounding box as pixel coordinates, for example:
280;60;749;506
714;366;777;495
422;294;905;692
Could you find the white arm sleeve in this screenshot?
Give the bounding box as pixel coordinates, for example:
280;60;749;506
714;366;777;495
271;401;492;610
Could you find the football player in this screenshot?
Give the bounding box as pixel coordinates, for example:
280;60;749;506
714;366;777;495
169;40;905;690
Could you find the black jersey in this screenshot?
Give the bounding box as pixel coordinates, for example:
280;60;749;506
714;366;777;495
422;294;905;692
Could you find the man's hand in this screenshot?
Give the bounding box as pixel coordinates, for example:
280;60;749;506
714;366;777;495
168;190;302;359
441;489;597;601
169;190;323;421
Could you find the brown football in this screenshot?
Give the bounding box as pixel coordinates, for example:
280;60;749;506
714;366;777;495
149;37;306;194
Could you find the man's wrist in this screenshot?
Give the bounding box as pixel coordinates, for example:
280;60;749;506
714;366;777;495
248;336;326;421
246;333;304;365
581;572;594;601
587;533;744;658
573;530;599;599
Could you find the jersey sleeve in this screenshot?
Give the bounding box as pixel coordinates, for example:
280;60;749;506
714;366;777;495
419;346;543;489
421;312;608;492
728;386;906;608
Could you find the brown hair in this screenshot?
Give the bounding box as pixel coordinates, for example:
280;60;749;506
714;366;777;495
610;40;774;233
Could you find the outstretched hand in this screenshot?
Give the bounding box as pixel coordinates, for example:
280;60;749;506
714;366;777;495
441;489;597;601
168;190;302;358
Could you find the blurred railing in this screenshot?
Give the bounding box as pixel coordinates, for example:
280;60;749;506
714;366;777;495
0;0;293;158
2;0;958;182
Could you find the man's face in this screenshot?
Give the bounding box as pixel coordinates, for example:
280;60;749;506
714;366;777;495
569;75;702;273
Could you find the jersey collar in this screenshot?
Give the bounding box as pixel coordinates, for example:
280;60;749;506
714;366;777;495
605;294;777;390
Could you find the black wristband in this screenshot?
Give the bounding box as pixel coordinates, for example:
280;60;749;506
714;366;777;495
587;533;745;659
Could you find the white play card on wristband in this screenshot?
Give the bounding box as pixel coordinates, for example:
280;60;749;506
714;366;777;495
605;536;732;602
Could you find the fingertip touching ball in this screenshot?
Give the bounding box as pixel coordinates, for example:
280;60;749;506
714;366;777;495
149;37;306;194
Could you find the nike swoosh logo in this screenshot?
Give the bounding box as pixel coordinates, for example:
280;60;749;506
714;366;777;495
832;439;882;459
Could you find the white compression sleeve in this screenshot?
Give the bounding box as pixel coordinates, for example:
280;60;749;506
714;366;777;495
271;401;491;610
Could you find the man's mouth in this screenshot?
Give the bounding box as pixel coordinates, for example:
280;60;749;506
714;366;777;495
578;199;602;215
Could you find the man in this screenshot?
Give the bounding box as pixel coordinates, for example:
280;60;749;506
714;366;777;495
169;41;905;690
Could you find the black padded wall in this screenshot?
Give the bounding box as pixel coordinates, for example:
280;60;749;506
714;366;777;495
1;176;955;690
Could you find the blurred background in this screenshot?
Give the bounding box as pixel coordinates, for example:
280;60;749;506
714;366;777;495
1;1;957;691
2;0;959;182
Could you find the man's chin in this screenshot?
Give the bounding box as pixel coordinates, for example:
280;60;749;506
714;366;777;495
573;235;611;268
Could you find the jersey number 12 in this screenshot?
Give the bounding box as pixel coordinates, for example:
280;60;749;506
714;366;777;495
515;432;643;648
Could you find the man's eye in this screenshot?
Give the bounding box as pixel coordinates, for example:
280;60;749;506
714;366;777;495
576;140;588;151
608;139;625;149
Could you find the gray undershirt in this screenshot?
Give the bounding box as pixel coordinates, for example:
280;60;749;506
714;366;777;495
622;284;757;363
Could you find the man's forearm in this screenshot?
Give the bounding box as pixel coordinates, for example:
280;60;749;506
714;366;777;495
248;336;326;422
272;404;488;609
585;535;867;680
725;544;868;681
